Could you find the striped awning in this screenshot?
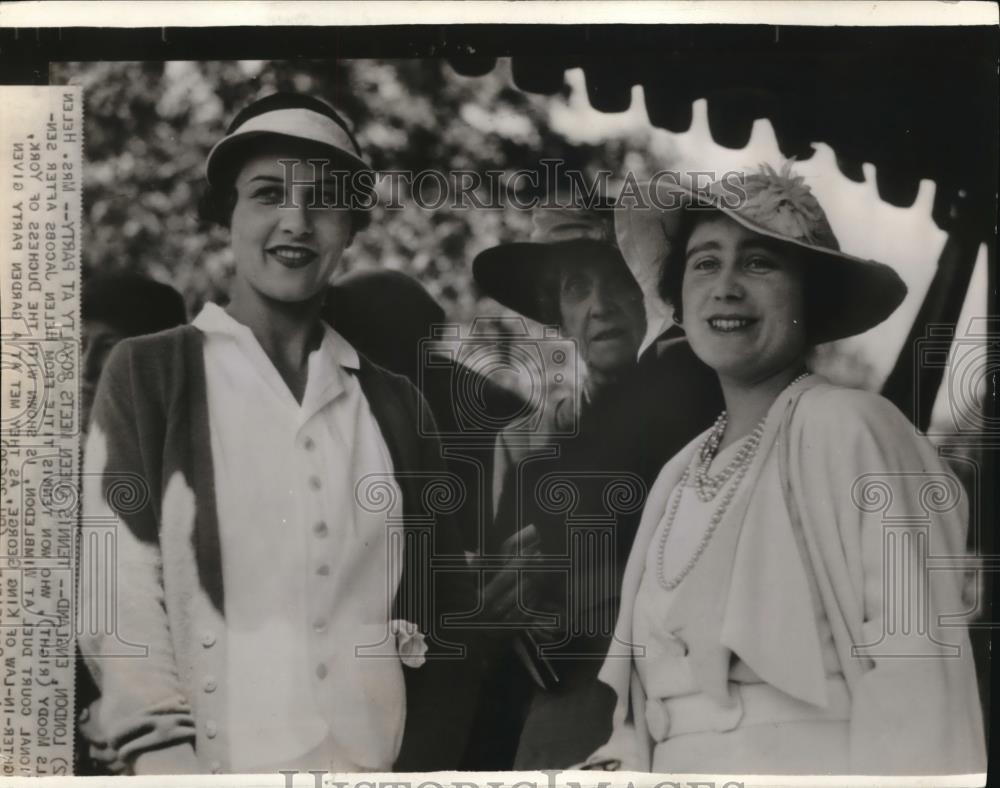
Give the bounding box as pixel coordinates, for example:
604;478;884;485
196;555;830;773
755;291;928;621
449;25;998;239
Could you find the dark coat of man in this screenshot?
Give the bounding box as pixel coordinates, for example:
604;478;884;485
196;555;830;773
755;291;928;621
471;325;723;769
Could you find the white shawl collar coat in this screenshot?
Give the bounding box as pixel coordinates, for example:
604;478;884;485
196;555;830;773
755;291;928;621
593;376;985;776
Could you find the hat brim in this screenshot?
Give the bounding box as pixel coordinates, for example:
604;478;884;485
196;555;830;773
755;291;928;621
206;130;371;189
473;238;637;324
472;242;561;324
615;182;908;343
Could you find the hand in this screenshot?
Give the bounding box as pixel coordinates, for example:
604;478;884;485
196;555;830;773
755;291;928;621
523;599;569;647
78;699;126;775
482;525;543;633
578;758;622;771
131;742;200;775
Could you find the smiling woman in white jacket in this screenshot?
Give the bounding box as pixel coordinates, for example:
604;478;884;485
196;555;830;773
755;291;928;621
77;92;476;776
584;164;986;776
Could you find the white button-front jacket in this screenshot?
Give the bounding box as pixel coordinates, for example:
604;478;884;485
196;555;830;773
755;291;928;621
78;324;479;774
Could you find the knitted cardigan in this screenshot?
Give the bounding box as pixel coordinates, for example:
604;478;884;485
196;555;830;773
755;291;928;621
79;325;479;773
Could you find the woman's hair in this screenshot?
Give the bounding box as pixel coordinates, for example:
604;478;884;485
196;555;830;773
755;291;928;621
657;214;692;324
198;94;371;234
657;211;817;342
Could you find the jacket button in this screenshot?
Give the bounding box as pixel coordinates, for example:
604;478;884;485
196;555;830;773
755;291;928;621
205;720;218;738
313;521;328;537
202;632;216;648
309;476;322;491
316;663;328;680
204;677;218;693
317;564;330;576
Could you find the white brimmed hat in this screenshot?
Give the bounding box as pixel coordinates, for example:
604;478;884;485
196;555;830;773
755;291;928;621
205;92;370;187
615;163;908;343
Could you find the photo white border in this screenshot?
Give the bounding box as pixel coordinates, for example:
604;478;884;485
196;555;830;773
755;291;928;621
0;0;997;29
0;3;992;788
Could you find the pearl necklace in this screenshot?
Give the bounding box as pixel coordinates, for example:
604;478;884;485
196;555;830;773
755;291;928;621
655;371;811;591
693;413;764;502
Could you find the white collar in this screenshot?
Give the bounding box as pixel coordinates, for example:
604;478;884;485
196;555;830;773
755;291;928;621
193;302;360;371
193;302;362;419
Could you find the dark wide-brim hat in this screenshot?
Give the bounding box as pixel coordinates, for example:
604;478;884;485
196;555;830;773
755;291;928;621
473;206;635;324
205;92;371;188
615;163;908;344
82;272;187;337
324;269;445;381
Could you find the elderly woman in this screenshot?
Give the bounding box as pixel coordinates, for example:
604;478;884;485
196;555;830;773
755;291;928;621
467;204;721;769
585;164;986;775
78;93;475;775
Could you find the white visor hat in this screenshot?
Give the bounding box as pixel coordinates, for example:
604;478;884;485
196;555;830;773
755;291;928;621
205;105;370;187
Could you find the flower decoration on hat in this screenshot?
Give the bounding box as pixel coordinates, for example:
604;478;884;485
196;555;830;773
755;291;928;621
614;160;908;344
728;161;840;251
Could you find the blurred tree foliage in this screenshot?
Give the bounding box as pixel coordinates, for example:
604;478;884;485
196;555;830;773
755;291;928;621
51;58;666;325
54;59;973;426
